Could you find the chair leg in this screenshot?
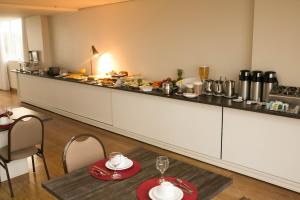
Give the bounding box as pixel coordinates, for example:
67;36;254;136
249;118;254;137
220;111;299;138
31;155;35;173
3;162;14;197
41;154;50;180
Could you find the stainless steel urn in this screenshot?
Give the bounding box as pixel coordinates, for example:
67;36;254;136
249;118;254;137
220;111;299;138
238;70;251;100
250;71;263;102
262;71;278;102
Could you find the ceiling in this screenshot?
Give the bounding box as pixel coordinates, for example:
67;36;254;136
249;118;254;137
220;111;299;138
0;0;130;18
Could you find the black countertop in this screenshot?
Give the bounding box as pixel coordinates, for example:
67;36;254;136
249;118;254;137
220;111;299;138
14;71;300;120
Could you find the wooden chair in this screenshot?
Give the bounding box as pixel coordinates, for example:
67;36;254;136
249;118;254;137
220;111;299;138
0;115;50;197
62;134;106;174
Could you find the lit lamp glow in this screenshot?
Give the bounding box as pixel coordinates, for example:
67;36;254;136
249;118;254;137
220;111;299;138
97;53;114;77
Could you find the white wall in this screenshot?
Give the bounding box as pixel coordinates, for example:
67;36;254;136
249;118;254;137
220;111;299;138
25;16;52;67
25;16;43;52
41;16;52;67
252;0;300;86
49;0;254;81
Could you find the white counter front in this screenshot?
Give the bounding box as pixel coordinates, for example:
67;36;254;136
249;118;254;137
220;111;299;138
112;90;222;159
18;74;113;126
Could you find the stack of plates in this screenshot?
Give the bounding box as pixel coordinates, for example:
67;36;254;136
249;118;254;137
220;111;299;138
140;86;153;92
105;157;133;170
183;93;198;98
149;182;184;200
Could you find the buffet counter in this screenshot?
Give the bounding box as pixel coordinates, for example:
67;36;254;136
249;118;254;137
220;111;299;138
13;71;300;120
14;71;300;193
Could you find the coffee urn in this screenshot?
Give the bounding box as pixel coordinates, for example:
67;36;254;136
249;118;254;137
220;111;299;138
262;71;278;102
238;70;251;100
250;71;263;102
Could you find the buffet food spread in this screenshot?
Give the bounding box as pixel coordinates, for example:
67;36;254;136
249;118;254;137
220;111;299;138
59;70;185;94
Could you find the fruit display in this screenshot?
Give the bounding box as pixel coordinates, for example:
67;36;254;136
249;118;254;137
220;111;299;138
151;81;161;88
98;78;116;87
123;78;151;89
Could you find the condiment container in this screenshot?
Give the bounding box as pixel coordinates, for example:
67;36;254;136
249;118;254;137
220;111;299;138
162;81;173;95
193;81;203;96
223;80;235;98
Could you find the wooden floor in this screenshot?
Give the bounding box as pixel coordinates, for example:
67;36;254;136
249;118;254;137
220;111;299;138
0;90;300;200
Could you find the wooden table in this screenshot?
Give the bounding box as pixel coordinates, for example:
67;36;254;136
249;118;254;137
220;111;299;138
43;148;232;200
0;106;51;181
0;106;51;132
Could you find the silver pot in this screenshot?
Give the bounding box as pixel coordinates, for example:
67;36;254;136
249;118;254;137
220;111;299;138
223;80;235;98
213;80;223;96
203;79;214;94
162;81;173;95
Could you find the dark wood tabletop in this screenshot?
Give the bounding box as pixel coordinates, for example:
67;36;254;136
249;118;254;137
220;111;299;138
0;107;51;132
42;148;232;200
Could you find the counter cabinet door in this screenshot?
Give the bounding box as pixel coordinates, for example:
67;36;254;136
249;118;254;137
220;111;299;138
18;74;113;125
112;90;222;159
54;81;113;125
222;108;300;183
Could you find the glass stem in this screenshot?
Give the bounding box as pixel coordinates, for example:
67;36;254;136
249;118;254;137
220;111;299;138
161;172;164;182
114;167;117;176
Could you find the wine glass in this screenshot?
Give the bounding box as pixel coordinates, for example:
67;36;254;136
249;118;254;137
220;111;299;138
156;156;169;183
109;152;122;179
6;107;12;119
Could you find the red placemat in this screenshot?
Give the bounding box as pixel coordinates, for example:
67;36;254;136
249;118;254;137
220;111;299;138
0;116;13;130
0;124;11;130
89;159;141;181
136;177;198;200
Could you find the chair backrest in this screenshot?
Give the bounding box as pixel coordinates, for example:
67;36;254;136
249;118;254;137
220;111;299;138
62;134;106;174
8;115;43;161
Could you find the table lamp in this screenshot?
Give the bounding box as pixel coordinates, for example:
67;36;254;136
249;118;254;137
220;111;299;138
90;45;100;76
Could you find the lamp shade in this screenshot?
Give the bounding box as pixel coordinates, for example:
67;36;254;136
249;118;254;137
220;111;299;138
91;45;99;56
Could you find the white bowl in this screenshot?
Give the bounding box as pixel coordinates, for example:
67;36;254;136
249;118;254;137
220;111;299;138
149;182;183;200
183;93;198;98
140;86;153;92
176;77;199;88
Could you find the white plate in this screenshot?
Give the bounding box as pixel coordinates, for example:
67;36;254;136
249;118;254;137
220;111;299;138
233;98;243;103
105;158;133;170
149;186;183;200
140;86;153;92
183;93;198;98
0;118;14;126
